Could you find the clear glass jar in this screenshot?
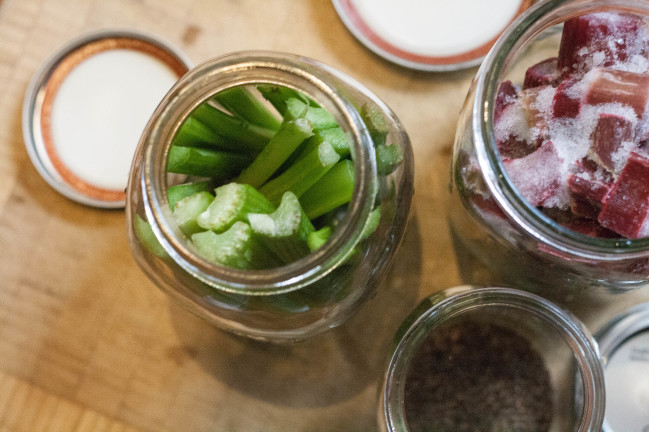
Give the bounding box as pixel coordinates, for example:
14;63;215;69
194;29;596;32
449;0;649;292
379;286;605;432
125;51;414;341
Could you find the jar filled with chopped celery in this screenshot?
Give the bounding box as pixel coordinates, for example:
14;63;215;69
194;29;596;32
126;51;414;341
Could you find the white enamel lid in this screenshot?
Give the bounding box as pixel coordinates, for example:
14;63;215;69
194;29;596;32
22;29;191;208
332;0;532;71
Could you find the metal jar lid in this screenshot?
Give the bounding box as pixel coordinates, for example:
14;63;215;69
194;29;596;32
597;302;649;432
22;29;192;208
332;0;532;71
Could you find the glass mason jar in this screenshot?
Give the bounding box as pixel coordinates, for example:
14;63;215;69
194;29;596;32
125;51;414;341
449;0;649;292
379;286;605;432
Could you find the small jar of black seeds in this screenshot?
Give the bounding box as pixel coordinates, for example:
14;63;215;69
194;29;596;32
379;286;605;432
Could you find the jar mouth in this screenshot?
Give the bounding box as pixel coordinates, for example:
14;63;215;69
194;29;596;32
139;51;379;295
474;0;649;259
382;286;605;432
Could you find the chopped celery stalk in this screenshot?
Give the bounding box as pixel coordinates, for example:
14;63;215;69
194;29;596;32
172;191;214;235
376;144;404;176
191;221;279;269
256;84;315;115
248;192;314;264
133;214;167;257
307;226;332;252
284;98;338;130
316;127;350;158
197;182;274;233
191;102;275;152
361;205;381;240
167;180;215;209
167;145;252;179
300;159;355;220
171;117;236;151
213;86;282;131
259;140;340;206
236;118;313;188
275;127;350;174
360;103;389;147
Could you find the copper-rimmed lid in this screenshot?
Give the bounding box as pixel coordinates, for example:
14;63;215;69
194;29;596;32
22;29;191;208
332;0;532;71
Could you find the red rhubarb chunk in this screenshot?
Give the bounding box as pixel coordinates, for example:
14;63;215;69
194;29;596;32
503;141;563;207
592;113;635;172
494;80;519;123
584;68;649;118
563;217;620;238
558;12;645;74
552;78;581;118
567;157;614;218
598;152;649;238
524;57;561;89
568;173;613;219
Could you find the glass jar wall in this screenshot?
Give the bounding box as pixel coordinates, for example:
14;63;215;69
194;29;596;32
379;286;605;432
126;51;414;342
449;0;649;292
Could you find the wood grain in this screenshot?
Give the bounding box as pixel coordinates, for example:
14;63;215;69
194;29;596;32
1;0;648;431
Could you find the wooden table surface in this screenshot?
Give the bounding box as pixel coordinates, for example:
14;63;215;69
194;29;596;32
1;1;649;431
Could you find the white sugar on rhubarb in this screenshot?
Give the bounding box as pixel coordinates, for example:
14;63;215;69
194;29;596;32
352;0;524;57
50;49;179;191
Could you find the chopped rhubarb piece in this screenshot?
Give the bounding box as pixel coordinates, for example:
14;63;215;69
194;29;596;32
584;68;649;118
494;80;519;123
567;157;614;218
598;152;649;238
591;113;635;172
552;78;581;118
567;173;613;219
498;135;537;159
495;91;543;159
503;141;563;207
558;12;646;74
563;217;620;238
524;57;561;89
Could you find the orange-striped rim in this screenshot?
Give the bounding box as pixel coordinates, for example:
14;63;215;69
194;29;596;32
39;36;189;204
336;0;532;69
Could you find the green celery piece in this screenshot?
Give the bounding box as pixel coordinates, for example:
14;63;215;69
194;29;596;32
236;118;313;189
256;84;315;115
300;159;355;220
171;117;238;151
259;140;340;206
133;214;167;258
191;221;279;270
361;205;381;240
197;182;274;233
360;103;388;147
284;98;338;130
316;127;350;158
248;191;315;264
191;102;275;153
213;85;282;131
172;191;214;236
274;126;350;175
167;180;214;209
376;144;404;176
307;225;332;252
167;145;251;179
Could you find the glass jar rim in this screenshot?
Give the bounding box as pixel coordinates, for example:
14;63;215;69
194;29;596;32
473;0;649;260
381;285;606;432
137;51;381;295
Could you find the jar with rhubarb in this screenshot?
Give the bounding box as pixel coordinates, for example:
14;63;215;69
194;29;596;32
126;51;414;341
450;0;649;291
